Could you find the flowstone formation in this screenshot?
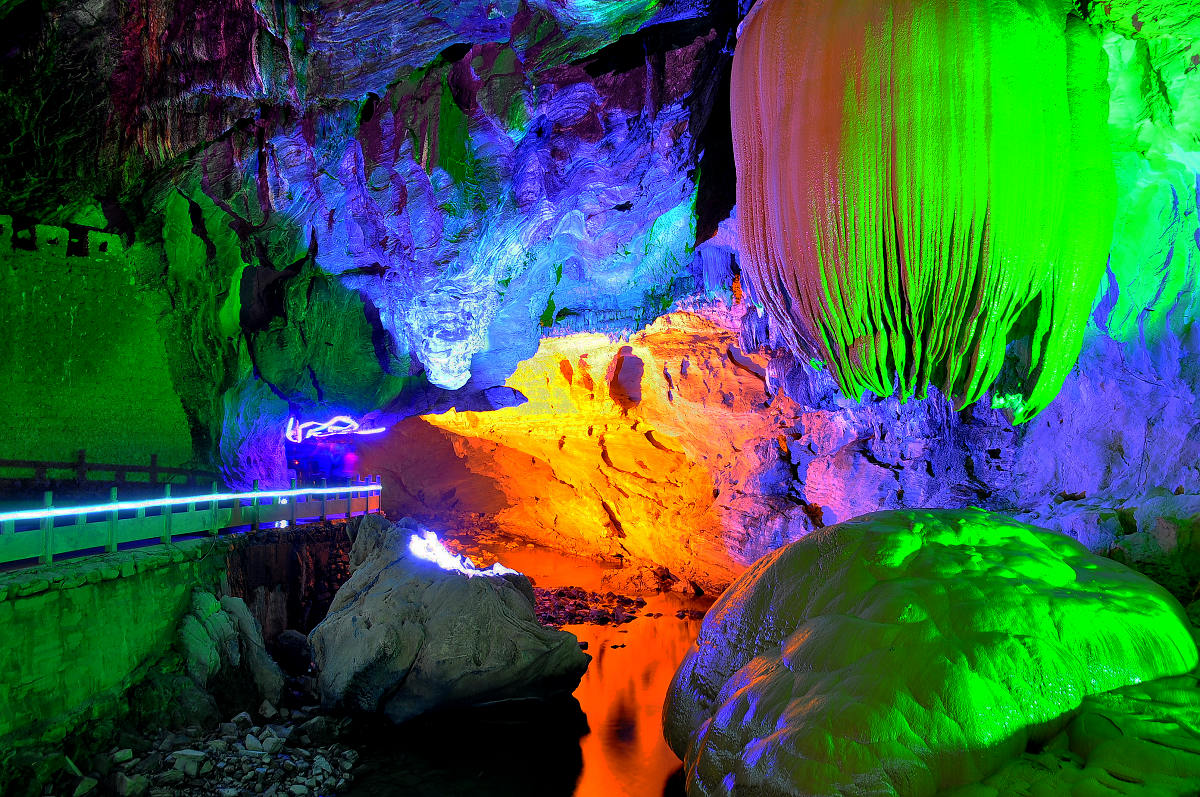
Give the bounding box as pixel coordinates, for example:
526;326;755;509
732;0;1116;421
309;515;589;724
956;667;1200;796
663;509;1198;796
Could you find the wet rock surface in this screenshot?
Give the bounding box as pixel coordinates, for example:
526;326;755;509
533;585;646;628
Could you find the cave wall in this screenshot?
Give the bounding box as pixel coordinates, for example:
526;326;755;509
0;0;739;485
350;3;1200;591
356;308;1017;589
0;216;192;469
0;0;1198;592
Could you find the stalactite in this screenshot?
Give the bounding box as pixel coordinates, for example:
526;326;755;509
731;0;1116;422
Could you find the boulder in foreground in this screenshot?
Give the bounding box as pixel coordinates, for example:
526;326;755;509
310;516;589;724
664;508;1198;796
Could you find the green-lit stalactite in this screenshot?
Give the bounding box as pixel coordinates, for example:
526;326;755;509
732;0;1116;421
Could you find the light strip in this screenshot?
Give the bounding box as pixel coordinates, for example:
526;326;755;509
0;482;382;524
286;415;388;443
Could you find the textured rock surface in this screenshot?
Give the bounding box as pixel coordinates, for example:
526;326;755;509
178;590;285;709
361;309;1020;588
359;310;803;590
664;509;1198;796
950;665;1200;797
2;0;738;479
309;515;589;723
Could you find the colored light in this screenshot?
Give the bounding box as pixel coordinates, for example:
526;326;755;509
407;529;518;578
0;482;382;524
731;0;1115;422
285;415;388;443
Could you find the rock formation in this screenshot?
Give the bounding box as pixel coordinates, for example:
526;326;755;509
177;590;285;711
732;0;1115;420
309;515;590;723
663;508;1198;796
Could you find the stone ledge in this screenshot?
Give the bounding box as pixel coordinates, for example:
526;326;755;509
0;537;236;602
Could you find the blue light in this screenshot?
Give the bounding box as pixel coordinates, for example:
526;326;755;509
0;482;382;524
286;415;387;443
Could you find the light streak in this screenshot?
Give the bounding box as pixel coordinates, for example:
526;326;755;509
285;415;388;443
0;482;382;524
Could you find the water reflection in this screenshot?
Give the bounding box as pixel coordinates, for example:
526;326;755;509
341;543;710;797
566;593;706;797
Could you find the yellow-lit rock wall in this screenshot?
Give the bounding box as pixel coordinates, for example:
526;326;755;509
358;311;808;589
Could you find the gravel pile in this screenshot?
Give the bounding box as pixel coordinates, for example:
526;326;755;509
82;706;358;796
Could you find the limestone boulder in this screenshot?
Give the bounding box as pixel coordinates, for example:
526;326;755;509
309;515;590;724
664;508;1199;797
219;596;285;707
953;664;1200;797
177;590;285;709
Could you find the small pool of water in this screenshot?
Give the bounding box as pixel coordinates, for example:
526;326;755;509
342;542;712;796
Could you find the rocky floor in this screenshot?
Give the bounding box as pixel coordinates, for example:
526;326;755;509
534;585;646;627
69;703;359;797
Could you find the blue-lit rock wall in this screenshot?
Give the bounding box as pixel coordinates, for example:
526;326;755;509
86;0;736;484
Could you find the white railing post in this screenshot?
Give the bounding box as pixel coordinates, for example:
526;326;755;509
209;481;219;534
160;484;172;544
74;495;85;538
106;487;118;553
39;491;53;564
250;479;260;532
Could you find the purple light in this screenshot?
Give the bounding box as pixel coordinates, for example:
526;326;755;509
286;415;388;443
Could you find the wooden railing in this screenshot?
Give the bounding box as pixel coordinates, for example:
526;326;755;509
0;450;219;488
0;477;382;566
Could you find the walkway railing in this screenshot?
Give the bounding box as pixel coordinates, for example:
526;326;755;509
0;450;220;488
0;477;382;566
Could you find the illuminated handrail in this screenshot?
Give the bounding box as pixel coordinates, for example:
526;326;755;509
0;477;383;567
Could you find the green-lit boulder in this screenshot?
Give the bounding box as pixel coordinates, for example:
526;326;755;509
664;509;1199;796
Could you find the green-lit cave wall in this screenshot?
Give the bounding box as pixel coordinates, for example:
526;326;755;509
0;216;192;469
0;538;228;748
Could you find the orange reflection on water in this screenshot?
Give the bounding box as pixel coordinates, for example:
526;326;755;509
485;542;711;797
567;601;705;797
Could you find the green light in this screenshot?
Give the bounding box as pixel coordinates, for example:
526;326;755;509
990;391;1028;416
732;1;1116;422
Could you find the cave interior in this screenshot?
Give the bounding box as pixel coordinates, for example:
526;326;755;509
2;0;1200;796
